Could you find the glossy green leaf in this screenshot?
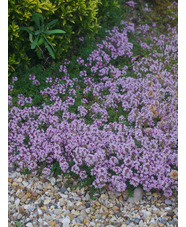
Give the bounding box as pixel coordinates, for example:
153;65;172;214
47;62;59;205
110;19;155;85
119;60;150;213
29;33;33;43
35;30;42;35
44;42;55;59
45;19;58;29
42;34;55;52
33;13;44;29
19;27;34;34
44;29;66;35
37;36;44;46
31;35;39;49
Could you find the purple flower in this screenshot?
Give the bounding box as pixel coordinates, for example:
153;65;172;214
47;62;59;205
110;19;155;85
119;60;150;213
77;57;84;65
18;100;25;106
59;65;68;74
12;77;18;83
79;37;84;42
143;7;149;12
25;97;32;104
32;80;40;85
8;85;14;91
64;59;70;64
29;74;36;80
127;1;135;8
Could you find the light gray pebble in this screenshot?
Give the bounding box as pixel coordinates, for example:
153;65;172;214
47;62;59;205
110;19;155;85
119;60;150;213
134;218;140;224
76;217;84;223
85;208;91;213
50;177;56;186
10;196;14;202
159;217;167;224
168;220;175;225
22;181;29;187
60;187;67;193
28;206;35;212
165;207;172;211
85;193;90;201
60;194;68;198
173;217;178;222
26;223;33;227
17;214;22;220
165;199;172;205
54;209;63;215
15;198;20;208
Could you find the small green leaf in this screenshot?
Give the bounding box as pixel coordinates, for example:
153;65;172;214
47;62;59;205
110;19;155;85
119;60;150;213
44;42;55;59
31;36;39;49
44;29;66;35
45;19;58;29
35;30;42;35
37;36;44;46
29;33;33;43
19;27;34;34
16;221;22;227
33;13;44;29
42;34;55;52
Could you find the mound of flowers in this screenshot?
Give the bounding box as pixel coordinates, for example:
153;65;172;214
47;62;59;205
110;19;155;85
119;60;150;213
8;8;178;197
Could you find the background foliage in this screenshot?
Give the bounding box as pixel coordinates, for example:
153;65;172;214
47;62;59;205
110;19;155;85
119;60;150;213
8;0;98;74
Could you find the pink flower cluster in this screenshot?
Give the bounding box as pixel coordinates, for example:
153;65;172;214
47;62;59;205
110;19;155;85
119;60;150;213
8;13;177;196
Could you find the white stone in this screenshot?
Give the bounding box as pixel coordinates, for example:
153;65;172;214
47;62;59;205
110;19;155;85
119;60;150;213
22;181;29;187
146;211;151;218
71;210;80;216
26;223;33;227
80;210;87;218
100;194;108;200
127;187;144;203
15;198;20;209
44;199;51;205
64;210;70;215
62;216;70;227
50;177;56;186
10;196;14;202
139;220;144;227
54;209;62;215
17;177;22;183
36;184;43;190
85;208;91;214
60;194;68;199
109;203;113;208
85;193;90;201
67;201;74;210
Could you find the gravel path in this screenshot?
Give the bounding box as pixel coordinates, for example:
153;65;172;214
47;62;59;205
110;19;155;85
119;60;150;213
8;168;178;227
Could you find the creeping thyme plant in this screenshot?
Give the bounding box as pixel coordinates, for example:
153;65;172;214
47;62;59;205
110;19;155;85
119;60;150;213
8;1;178;197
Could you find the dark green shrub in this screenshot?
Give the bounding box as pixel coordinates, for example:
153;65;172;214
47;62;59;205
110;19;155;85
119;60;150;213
8;0;101;75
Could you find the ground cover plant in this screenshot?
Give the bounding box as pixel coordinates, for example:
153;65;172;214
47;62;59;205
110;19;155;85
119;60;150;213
8;1;178;198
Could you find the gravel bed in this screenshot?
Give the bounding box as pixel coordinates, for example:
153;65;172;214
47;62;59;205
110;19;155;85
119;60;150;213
8;168;178;227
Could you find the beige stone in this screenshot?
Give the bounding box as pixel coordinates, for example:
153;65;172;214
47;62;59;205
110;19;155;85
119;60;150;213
68;214;74;221
20;194;28;203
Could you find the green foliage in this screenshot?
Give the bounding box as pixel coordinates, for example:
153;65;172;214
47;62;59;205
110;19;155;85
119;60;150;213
49;161;62;177
16;222;22;227
98;0;120;23
21;167;31;175
20;13;65;61
135;0;177;33
8;0;101;75
126;179;135;197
